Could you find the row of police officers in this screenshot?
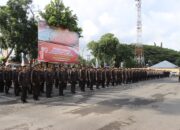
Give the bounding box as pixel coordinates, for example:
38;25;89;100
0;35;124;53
0;65;170;103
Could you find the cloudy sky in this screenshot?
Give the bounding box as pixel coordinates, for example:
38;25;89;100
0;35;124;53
1;0;180;56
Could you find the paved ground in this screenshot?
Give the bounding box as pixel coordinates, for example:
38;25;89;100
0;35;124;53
1;77;180;130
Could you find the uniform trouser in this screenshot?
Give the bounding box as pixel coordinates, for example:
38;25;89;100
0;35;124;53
46;83;52;98
112;78;115;86
86;80;90;88
59;82;64;96
71;82;76;94
115;79;118;85
21;85;27;102
5;81;11;94
27;83;32;94
40;82;44;93
102;80;105;88
14;82;20;96
119;78;122;84
89;81;94;90
55;79;59;88
124;78;127;84
0;82;4;92
32;83;40;100
106;80;110;87
127;78;131;84
79;80;85;91
64;82;67;89
96;80;101;89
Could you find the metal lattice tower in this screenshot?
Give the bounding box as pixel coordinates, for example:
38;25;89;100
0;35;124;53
135;0;144;66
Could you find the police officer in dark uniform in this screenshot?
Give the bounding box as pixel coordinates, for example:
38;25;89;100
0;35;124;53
111;68;116;86
101;68;106;88
86;67;90;88
59;67;66;96
64;67;69;90
0;67;4;93
69;67;78;94
26;67;33;94
96;67;102;89
39;67;45;93
79;66;86;92
45;67;54;98
18;66;29;103
115;68;118;85
55;67;59;89
4;66;12;94
13;67;20;96
88;67;95;90
106;67;111;87
118;68;123;85
31;67;40;100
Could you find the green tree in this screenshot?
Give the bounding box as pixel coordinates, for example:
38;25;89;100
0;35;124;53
175;58;180;66
124;58;137;68
78;55;86;66
144;45;180;65
115;44;134;67
0;0;37;65
88;33;119;66
40;0;82;37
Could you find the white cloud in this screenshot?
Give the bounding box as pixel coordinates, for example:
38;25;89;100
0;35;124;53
98;13;114;26
82;20;99;42
1;0;180;51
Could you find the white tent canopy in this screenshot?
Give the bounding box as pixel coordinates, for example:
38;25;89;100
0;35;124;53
150;60;178;68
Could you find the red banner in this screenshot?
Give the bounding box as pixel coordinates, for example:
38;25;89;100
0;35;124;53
38;41;79;63
38;21;79;47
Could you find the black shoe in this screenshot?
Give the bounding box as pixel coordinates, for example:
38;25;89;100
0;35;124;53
22;100;28;103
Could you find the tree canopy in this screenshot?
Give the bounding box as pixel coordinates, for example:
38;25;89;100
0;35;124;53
0;0;37;64
40;0;82;37
88;33;180;67
144;45;180;66
88;33;119;66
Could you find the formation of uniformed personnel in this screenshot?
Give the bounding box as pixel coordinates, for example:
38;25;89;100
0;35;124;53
0;64;171;103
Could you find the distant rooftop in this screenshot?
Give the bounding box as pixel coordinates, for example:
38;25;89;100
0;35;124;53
150;60;178;68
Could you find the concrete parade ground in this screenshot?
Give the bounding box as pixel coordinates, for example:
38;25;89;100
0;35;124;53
1;77;180;130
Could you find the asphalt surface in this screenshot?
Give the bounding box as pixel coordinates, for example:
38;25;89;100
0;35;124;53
0;77;180;130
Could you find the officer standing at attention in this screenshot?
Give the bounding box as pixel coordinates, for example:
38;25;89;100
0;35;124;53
31;66;40;100
45;67;54;98
69;67;78;94
13;67;20;96
4;66;12;94
79;66;86;92
59;67;65;96
18;66;29;103
89;67;95;90
0;66;4;93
